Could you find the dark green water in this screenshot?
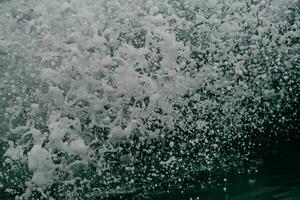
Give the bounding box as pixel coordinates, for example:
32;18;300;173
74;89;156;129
153;140;300;200
94;140;300;200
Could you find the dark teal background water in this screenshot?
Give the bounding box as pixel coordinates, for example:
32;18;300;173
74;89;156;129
88;139;300;200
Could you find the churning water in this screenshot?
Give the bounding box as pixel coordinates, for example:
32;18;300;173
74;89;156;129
0;0;299;199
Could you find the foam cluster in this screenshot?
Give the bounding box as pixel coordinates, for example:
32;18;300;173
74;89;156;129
0;0;299;199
